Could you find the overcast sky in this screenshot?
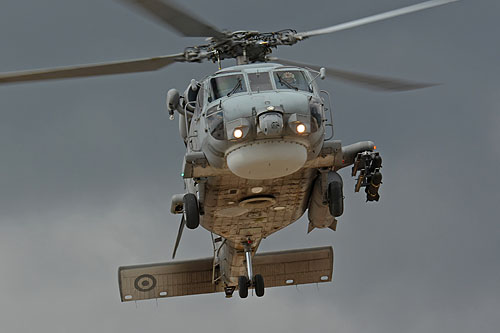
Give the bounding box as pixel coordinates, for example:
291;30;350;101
0;0;499;332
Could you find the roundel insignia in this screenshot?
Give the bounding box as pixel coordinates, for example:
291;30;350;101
134;274;157;292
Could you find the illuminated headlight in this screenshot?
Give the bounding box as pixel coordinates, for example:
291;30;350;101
233;128;244;139
288;113;310;135
226;118;251;140
296;123;306;134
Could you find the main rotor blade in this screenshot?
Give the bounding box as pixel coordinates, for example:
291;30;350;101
172;216;186;259
120;0;226;38
0;53;185;84
268;57;437;92
296;0;459;38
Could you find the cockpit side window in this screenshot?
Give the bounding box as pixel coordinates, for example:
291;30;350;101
195;84;205;114
273;70;311;92
248;72;273;92
210;74;247;100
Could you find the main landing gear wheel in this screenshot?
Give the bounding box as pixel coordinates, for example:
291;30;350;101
238;275;264;298
238;276;249;299
328;181;344;217
183;193;199;229
254;274;265;297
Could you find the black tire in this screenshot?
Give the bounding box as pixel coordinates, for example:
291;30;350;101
238;276;249;299
328;181;344;217
183;193;199;229
254;274;265;297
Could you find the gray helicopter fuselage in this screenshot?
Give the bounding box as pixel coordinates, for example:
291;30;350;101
172;63;352;284
183;64;323;235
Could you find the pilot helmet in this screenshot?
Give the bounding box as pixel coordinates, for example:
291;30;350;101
282;71;297;84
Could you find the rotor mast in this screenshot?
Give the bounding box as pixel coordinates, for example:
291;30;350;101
236;49;249;65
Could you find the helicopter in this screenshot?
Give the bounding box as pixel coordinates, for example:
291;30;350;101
0;0;459;300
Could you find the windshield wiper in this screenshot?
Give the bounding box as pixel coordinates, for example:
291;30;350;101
226;78;242;97
277;73;298;90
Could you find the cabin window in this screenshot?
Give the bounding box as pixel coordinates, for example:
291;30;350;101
273;70;311;92
310;101;323;132
206;109;225;140
248;72;273;92
210;74;246;100
195;85;205;114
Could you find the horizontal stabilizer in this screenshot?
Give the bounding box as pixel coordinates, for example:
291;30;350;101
253;246;333;289
119;257;215;301
118;246;333;301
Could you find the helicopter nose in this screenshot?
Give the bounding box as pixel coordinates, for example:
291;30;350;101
226;140;307;180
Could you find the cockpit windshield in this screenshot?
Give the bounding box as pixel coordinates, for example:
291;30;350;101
210;74;247;100
248;72;273;92
273;70;311;92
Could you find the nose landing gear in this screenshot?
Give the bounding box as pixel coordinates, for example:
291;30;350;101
238;240;265;299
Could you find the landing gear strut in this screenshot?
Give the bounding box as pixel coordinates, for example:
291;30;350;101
238;240;265;298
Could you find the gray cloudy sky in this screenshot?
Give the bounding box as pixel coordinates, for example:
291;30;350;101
0;0;499;332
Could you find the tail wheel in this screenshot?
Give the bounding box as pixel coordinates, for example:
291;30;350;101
328;181;344;217
183;193;199;229
238;276;249;298
254;274;265;297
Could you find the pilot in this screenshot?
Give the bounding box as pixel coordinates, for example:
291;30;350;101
281;71;297;84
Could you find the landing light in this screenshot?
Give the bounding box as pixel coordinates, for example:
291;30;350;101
233;128;243;139
251;187;264;194
296;123;306;134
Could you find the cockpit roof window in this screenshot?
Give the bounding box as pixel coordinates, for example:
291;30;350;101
273;70;311;92
210;74;247;100
247;72;273;92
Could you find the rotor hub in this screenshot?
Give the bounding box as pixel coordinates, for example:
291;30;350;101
180;29;301;65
